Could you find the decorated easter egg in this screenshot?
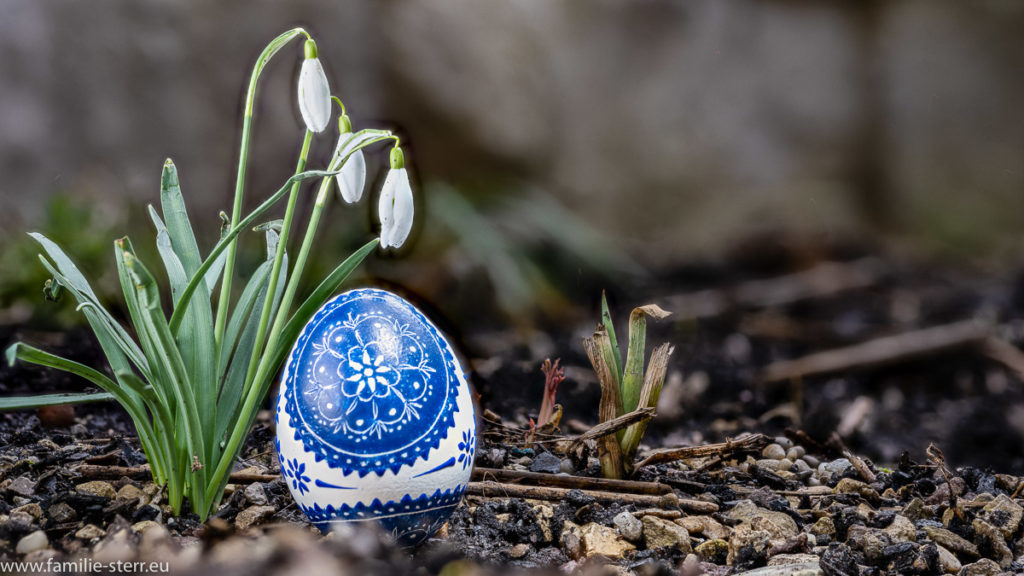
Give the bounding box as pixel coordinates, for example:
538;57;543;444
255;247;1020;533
275;288;476;546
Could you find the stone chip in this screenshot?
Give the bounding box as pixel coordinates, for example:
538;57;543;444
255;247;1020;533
642;515;691;552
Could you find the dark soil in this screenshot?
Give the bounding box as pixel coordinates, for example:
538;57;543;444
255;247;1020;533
2;250;1024;574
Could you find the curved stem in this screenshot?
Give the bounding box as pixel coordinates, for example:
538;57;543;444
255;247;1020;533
214;27;309;349
331;95;346;116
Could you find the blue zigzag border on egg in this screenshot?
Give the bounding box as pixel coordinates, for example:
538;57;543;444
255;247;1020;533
300;486;466;546
282;288;462;477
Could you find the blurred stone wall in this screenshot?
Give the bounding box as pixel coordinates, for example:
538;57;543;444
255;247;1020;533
1;0;1022;261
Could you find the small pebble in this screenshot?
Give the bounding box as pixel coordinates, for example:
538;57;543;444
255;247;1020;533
802;455;820;468
236;505;277;530
529;452;563;474
244;483;269;506
817;458;853;484
7;476;35;497
116;484;145;502
12;503;42;520
484;448;507;467
48;502;76;523
773;437;793;450
508;543;530;558
613;512;643;542
786;446;805;460
76;481;117;499
16;530;48;555
558;459;575;475
132;520;162;535
776;458;793;472
75;524;106;540
792;459;812;474
762;444;786;460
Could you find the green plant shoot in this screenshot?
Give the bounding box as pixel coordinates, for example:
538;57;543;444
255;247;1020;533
583;295;673;478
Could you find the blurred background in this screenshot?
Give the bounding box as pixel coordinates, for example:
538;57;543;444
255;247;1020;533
1;0;1024;470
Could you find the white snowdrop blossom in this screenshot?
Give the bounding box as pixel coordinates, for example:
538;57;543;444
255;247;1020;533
336;149;366;204
378;148;414;249
332;117;368;204
297;41;331;133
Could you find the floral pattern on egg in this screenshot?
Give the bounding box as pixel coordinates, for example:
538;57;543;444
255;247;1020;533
276;288;476;546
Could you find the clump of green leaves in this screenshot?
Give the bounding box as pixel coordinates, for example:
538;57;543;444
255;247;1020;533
4;161;375;520
0;27;410;521
582;293;673;478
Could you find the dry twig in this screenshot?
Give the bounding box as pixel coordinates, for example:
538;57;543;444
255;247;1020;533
759;320;992;383
663;258;886;321
827;433;876;483
566;408;654;452
980;337;1024;382
75;464;278;484
467;481;718;513
634;434;769;470
472;467;671;495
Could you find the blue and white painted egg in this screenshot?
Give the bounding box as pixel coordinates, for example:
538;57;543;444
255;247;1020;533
275;288;476;546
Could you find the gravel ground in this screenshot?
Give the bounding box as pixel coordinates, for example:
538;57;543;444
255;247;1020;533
0;403;1022;575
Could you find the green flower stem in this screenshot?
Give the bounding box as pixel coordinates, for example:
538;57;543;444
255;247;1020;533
205;133;396;503
214;27;311;349
240;129;313;401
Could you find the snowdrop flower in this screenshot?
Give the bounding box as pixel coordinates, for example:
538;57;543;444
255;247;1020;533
297;40;331;133
333;115;367;204
378;147;414;249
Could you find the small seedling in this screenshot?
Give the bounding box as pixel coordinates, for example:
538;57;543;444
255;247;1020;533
537;358;565;428
582;292;673;478
0;28;417;521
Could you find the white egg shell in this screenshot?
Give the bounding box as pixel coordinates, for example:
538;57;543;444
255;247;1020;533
275;288;476;546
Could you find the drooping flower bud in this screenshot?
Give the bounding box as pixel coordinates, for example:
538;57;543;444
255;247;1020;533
378;147;413;249
297;40;331;133
333;115;366;204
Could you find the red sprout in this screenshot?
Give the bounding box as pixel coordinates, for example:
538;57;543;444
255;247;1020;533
537;358;565;427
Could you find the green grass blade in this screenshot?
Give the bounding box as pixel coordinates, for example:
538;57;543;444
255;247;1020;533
29;232;101;302
601;291;623;387
119;247;207;513
0;391;114;411
621;305;671;415
116;369;174;487
149;205;217;459
31;235;149;376
159;160;202;276
217;260;271;379
36;257;151;380
204;251;227;294
6;343;120;401
214;230;281;451
115;239;173;410
620;343;674;468
215;281;271;452
149;206;188;302
621;309;648;415
4;343;161;482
